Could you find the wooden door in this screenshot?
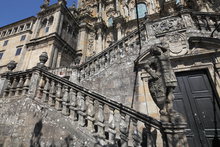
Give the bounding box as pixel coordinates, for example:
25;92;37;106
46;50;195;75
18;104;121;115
173;70;220;147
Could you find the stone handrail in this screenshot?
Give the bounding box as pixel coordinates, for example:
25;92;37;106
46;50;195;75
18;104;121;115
78;26;145;80
0;67;164;146
190;11;220;32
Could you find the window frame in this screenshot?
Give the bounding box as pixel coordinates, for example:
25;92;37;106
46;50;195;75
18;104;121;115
20;35;26;41
15;48;22;56
3;40;9;46
0;52;3;60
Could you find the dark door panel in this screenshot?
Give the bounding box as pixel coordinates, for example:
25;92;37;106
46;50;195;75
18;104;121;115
174;70;220;147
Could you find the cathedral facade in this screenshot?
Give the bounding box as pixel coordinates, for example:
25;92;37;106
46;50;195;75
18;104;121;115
0;0;220;146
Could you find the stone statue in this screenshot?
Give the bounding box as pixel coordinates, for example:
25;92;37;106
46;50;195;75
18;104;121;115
141;45;185;123
44;0;50;6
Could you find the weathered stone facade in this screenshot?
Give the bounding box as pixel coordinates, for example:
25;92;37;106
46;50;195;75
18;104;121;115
0;0;220;147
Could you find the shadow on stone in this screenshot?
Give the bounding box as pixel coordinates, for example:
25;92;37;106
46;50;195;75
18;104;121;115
30;119;43;147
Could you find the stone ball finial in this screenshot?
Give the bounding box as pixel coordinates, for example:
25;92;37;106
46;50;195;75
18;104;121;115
7;60;17;71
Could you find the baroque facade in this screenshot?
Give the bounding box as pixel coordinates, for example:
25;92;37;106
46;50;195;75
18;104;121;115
0;0;220;147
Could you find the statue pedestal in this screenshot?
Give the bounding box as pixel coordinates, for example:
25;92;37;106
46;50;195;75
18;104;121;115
162;122;189;147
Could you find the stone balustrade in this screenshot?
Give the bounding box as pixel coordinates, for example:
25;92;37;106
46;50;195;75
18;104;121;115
0;67;164;146
191;12;220;32
78;27;145;81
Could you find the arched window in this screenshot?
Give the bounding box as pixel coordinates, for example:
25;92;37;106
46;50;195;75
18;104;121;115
108;17;113;27
136;3;147;18
48;16;54;26
41;19;47;28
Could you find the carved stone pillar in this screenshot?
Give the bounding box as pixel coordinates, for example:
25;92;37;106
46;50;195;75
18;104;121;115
28;69;41;99
0;74;8;98
95;102;106;144
120;113;128;147
15;76;24;96
76;23;89;63
132;119;141;147
48;80;56;106
55;83;63;110
69;88;78;121
108;107;116;145
42;77;50;102
87;96;95;132
22;74;31;95
62;86;70;116
78;92;86;127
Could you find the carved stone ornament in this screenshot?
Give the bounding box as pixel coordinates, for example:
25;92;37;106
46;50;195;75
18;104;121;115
39;52;48;65
139;45;186;124
7;60;17;71
162;33;188;56
151;17;186;35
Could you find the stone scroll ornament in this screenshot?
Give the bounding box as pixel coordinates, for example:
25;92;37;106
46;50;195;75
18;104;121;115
141;45;186;124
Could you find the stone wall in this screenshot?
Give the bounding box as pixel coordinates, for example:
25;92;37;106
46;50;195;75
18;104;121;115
0;97;95;147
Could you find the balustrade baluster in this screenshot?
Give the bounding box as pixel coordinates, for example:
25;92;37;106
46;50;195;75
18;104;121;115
36;75;44;99
132;118;141;147
22;74;30;95
108;107;116;145
78;92;86;127
96;102;106;139
9;77;18;97
120;113;128;147
55;83;63;111
48;80;56;106
69;88;78;121
15;76;24;96
42;77;50;103
62;86;70;116
3;77;12;97
95;60;100;71
87;96;95;132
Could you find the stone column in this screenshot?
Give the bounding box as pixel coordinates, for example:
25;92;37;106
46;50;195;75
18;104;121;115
51;47;58;68
58;14;64;35
56;51;62;68
76;23;89;63
53;11;62;33
31;19;41;39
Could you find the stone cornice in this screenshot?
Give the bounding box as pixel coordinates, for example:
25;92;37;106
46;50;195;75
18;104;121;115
26;33;76;54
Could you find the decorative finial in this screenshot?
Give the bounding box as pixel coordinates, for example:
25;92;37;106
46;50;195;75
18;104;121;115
37;52;48;69
44;0;50;6
7;61;17;71
41;0;50;10
58;0;67;6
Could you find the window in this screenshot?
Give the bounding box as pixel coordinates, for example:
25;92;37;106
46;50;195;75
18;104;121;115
26;23;31;29
0;52;3;60
108;17;113;27
2;31;6;37
20;35;26;41
15;48;22;56
3;40;8;46
45;27;50;33
136;3;147;18
20;25;24;31
8;29;12;35
14;27;18;33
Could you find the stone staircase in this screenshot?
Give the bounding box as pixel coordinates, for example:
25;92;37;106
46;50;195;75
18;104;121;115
0;67;163;147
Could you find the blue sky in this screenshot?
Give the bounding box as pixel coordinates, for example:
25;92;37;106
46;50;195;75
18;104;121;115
0;0;77;27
